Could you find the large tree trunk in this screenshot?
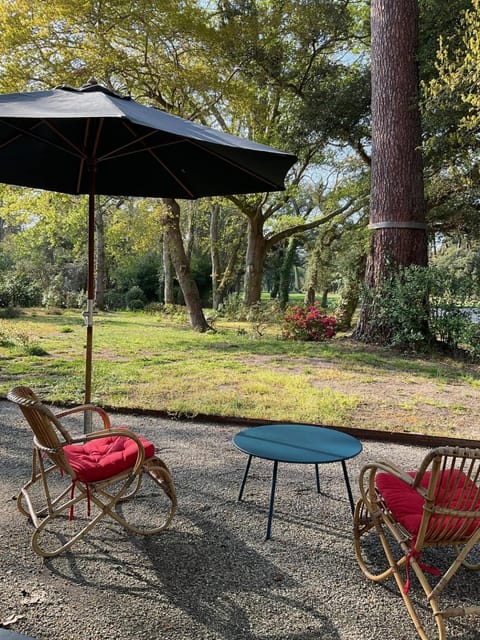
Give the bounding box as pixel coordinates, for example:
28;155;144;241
354;0;427;341
337;253;366;331
279;237;298;309
184;202;195;263
210;203;220;309
243;212;267;306
215;228;245;308
161;198;209;332
162;232;175;304
95;197;106;310
304;286;316;305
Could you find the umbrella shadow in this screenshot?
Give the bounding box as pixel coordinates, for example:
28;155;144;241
46;513;340;640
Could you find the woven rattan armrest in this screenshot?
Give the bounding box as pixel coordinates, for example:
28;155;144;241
55;404;111;429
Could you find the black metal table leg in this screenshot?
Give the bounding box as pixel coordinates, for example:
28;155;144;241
238;454;253;501
341;460;355;513
265;460;279;540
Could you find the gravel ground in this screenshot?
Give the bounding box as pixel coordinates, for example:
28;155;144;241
1;399;480;640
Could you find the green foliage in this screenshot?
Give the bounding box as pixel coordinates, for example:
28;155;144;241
361;264;480;358
157;304;189;321
104;291;125;311
144;302;164;315
0;305;22;319
125;286;146;310
41;274;67;308
246;299;283;337
217;293;248;321
361;267;432;350
24;344;49;356
0;272;42;307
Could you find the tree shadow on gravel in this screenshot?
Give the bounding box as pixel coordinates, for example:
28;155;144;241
45;513;341;640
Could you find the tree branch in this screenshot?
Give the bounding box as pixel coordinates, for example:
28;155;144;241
266;198;357;248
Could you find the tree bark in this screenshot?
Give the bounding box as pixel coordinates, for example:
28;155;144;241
354;0;428;341
95;196;106;310
279;237;298;309
161;198;209;332
210;203;220;309
162;232;175;304
215;227;246;308
305;286;316;305
243;211;267;306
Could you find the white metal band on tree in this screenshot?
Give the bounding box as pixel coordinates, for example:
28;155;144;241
368;221;428;230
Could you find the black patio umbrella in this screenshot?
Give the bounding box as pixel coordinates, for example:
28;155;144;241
0;80;296;411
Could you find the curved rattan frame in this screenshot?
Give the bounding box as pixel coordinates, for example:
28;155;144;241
354;446;480;640
7;386;177;557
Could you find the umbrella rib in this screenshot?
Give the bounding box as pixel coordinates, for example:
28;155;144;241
119;120;195;198
188;139;281;189
44;120;88;159
98;127;161;162
76;119;91;193
0;119;85;160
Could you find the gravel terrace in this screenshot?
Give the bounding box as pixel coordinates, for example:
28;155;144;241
1;399;479;640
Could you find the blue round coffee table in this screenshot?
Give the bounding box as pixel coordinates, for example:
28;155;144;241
233;424;362;539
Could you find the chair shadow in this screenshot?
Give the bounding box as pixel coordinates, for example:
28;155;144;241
46;512;341;640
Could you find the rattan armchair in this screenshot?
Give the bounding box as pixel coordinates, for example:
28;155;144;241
7;386;177;557
354;446;480;639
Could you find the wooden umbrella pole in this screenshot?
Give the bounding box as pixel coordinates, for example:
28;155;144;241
84;163;96;433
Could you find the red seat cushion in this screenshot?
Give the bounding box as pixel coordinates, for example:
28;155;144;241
376;469;480;541
64;430;155;483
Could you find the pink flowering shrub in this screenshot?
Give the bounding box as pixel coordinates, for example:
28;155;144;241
283;303;337;341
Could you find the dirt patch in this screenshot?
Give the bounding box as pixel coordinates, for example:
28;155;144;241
240;351;480;440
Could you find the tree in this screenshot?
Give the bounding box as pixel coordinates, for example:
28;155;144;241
161;199;210;331
0;0;216;328
212;0;371;306
421;0;480;239
354;0;428;343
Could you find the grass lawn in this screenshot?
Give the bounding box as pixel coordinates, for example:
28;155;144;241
1;308;480;439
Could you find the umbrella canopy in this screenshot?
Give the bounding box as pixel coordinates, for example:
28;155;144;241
0;81;296;198
0;81;297;417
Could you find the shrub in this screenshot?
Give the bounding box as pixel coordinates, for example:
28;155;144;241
0;272;42;307
128;298;145;311
125;285;146;310
0;306;22;319
247;300;283;337
160;303;188;321
359;265;480;357
144;302;164;314
461;323;480;359
25;344;49;356
104;290;125;310
217;293;247;321
283;303;337;341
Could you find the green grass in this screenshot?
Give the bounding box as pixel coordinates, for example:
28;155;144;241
1;309;479;437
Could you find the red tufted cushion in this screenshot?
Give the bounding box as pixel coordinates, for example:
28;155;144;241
376;469;480;540
64;429;155;483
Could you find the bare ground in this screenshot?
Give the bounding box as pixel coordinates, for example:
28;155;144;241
241;343;480;441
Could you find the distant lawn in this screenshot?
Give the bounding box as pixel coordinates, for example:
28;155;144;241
1;308;480;439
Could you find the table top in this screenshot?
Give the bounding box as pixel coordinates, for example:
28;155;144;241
233;424;362;464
